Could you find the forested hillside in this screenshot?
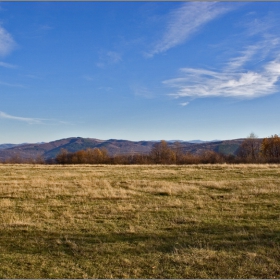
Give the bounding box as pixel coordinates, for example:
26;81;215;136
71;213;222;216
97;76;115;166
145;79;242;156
0;137;244;162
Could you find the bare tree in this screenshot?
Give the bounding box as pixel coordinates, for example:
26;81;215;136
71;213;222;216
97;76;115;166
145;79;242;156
150;140;175;164
237;133;260;162
260;134;280;162
55;148;69;164
173;141;184;164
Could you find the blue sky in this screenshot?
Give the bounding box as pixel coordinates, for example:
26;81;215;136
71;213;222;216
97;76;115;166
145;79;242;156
1;2;280;144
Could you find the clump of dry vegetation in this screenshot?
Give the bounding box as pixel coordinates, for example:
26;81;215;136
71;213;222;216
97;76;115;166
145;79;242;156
0;164;280;278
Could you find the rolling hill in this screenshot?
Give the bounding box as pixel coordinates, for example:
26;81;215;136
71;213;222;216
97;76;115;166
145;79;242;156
0;137;247;162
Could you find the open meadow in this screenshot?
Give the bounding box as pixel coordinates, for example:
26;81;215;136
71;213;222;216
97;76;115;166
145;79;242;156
0;163;280;278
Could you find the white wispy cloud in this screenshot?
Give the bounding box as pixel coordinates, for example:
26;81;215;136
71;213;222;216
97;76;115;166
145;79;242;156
0;111;42;124
147;2;234;57
106;51;122;63
225;37;280;72
0;61;17;68
163;12;280;101
226;44;260;71
0;81;26;88
0;25;16;57
180;102;189;106
245;15;278;37
164;59;280;99
96;50;122;68
0;111;72;125
131;85;156;99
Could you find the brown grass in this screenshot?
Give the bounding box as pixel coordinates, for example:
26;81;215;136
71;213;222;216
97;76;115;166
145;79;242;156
0;164;280;278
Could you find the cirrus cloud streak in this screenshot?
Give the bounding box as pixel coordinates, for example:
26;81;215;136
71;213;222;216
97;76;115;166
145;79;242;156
0;111;72;125
164;59;280;99
0;111;42;124
0;61;17;68
0;25;16;57
148;2;234;57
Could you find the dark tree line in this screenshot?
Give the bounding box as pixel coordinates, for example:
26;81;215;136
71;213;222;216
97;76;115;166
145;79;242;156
236;133;280;163
53;141;227;165
55;148;109;164
54;135;280;164
2;134;280;164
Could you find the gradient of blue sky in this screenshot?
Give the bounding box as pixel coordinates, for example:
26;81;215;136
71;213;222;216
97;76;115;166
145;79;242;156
1;2;280;143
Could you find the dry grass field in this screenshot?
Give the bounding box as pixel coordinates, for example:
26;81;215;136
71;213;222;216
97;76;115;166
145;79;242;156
0;164;280;278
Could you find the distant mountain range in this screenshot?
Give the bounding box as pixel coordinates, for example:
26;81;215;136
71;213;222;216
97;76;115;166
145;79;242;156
0;144;20;150
0;137;247;162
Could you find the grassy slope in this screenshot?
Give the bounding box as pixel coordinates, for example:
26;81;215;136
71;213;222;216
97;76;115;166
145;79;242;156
0;164;280;278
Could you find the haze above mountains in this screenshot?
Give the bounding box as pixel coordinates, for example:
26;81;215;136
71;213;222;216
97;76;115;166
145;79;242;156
0;137;246;162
